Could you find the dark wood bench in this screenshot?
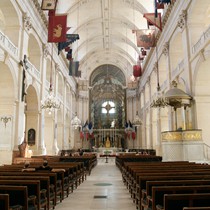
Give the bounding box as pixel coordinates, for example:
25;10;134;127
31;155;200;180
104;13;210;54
183;207;210;210
163;193;210;210
135;174;210;209
0;171;59;209
149;185;210;210
0;194;9;210
142;179;210;210
0;175;52;210
0;179;47;210
0;185;28;210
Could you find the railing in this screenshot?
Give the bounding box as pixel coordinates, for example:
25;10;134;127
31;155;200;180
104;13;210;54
192;25;210;54
203;143;210;161
171;59;184;79
0;30;18;58
27;60;41;81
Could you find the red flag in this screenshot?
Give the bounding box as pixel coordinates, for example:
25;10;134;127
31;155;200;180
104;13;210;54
48;14;67;43
136;29;156;49
80;131;84;140
143;13;162;31
132;132;136;140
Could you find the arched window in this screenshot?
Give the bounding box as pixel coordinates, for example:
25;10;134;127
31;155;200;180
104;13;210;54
102;101;115;114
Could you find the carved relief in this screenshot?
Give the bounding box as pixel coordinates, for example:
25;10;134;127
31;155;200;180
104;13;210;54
43;44;50;58
23;13;32;31
163;42;169;56
177;10;187;31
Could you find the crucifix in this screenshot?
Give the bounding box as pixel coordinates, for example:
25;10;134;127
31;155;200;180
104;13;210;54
102;101;115;125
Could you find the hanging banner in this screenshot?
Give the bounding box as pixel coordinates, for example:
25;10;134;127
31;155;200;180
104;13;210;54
41;0;58;10
57;34;79;54
69;61;80;77
143;13;162;31
48;14;67;43
136;29;156;49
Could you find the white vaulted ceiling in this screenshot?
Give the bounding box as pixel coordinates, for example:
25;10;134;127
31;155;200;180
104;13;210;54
54;0;154;81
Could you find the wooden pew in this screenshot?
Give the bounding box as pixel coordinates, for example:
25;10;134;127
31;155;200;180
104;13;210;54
149;185;210;210
183;207;210;210
142;179;210;210
134;174;210;209
0;180;42;210
0;171;58;209
0;175;52;210
0;185;28;210
0;194;9;210
162;193;210;210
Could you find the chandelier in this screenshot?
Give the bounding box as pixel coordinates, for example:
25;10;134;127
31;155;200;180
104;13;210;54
41;44;60;114
71;113;81;129
41;85;60;115
150;28;168;109
151;84;168;108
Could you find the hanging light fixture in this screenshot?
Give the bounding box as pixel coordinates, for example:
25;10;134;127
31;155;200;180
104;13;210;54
71;112;81;129
41;45;60;114
150;15;168;108
150;79;168;108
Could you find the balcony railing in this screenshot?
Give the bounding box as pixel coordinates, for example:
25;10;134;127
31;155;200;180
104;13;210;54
192;25;210;54
26;60;41;81
0;30;18;58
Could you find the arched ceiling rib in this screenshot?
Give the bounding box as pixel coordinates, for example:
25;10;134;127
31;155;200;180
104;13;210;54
51;0;155;81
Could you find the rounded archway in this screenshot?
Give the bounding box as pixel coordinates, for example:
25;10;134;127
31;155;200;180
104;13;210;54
89;64;126;129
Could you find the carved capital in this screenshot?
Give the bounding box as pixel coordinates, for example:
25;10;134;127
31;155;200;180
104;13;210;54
153;62;158;72
55;63;60;72
163;42;169;56
43;44;50;58
23;13;32;31
177;10;187;31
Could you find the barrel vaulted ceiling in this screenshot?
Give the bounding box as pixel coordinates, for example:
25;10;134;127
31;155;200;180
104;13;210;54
52;0;154;82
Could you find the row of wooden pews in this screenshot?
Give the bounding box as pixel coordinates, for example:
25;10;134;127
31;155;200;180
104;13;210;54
117;155;210;210
0;154;97;210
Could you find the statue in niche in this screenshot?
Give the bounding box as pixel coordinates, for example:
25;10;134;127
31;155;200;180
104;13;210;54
28;128;35;146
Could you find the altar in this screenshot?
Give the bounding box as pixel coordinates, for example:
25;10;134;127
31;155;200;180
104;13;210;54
98;147;121;155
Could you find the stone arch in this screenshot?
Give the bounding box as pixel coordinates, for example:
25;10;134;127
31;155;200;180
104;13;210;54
158;54;167;87
169;31;184;72
57;72;64;98
150;71;157;98
194;56;210;146
57;107;64;150
0;0;21;46
188;0;210;46
25;85;39;152
28;33;42;71
0;62;15;150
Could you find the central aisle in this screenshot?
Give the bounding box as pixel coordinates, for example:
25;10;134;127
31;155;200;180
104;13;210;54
56;157;136;210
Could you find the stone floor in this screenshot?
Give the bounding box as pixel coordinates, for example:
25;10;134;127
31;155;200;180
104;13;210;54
55;157;136;210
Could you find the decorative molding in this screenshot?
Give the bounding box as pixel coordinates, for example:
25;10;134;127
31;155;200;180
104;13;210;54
162;130;202;141
153;62;158;73
1;116;12;128
23;13;32;31
177;10;187;31
55;63;61;72
43;44;50;58
163;42;169;56
31;0;48;26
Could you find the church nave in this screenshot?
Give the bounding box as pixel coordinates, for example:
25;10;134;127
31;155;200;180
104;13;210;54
56;158;136;210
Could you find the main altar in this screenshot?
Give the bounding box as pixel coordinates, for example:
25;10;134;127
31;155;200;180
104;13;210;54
80;128;126;152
